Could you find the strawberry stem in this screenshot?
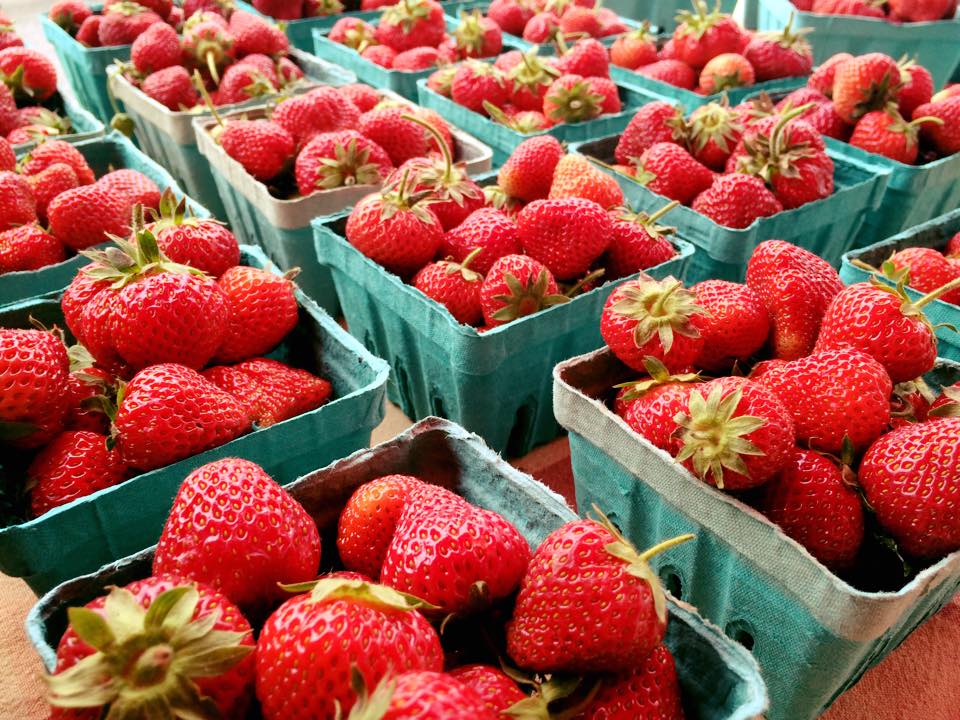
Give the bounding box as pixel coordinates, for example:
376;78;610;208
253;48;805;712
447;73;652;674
646;200;680;223
913;276;960;309
205;50;220;85
637;533;696;562
400;112;453;182
193;70;224;128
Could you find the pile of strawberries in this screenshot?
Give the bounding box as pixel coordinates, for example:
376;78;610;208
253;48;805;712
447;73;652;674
601;238;960;575
793;0;957;21
339;133;678;327
0;213;334;518
484;0;629;42
427;38;622;132
248;0;348;20
50;0;184;47
328;0;503;71
610;3;813;94
44;456;691;719
862;233;960;305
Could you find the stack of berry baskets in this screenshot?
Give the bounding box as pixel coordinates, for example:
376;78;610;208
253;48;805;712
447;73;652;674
756;0;960;87
27;417;770;720
841;207;960;362
193;83;492;313
0;232;388;595
553;240;960;720
0;133;206;307
312;134;694;455
106;6;355;218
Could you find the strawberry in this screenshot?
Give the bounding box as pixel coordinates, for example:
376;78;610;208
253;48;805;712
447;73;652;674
28;430;127;517
610;26;658;70
19;139;95;183
7;124;58;145
687;100;744;170
352;671;498;719
487;0;535;35
517;197;612;280
523;11;560;43
587;76;622;115
151;197;240;277
0;47;57;101
698;52;755;94
672;1;746;70
757;348;892;453
329;17;376;49
375;0;446;52
0;224;64;273
394;46;439;71
448;666;526;715
361;44;397;68
0;135;12;170
692;279;770;371
887;0;954;20
0;171;36;230
0;328;69;449
48;0;92;32
775;87;850;140
636;59;696;89
604;203;678;278
412;250;484;325
832;52;901;123
929;383;960;418
219;118;294;182
555;37;610;78
618;358;701;452
807;52;853;98
888;247;960;303
454;10;502;58
932;84;960;103
574;644;685;720
252;0;303;19
479;254;566;326
543;73;605;123
130;20;179;74
230;9;289;56
217;61;279;106
45;578;255;720
692;172;783;227
213;264;298;362
507;514;691;672
948;232;960;258
346;181;443;276
860;418;960;558
294;130;392;195
614;101;686;165
452;60;508;115
338;83;381;113
635;142;714;205
97;168;161;209
497;134;564;202
914;96;960;156
441;207;521;274
256;577;443;719
548;153;623;208
154;457;319;610
849;108;940;163
600;275;707;372
337;475;425;577
97;2;163;46
142;65;199;110
62;360;113;434
897;60;933;119
743;21;813;81
76;15;102;47
559;5;601;36
272;86;360;149
761;448;864;572
427;65;457;96
182;20;234;83
44;185;119;251
745;239;844;360
358;106;451;166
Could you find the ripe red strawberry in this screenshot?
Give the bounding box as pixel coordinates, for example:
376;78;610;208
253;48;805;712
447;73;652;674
219;118;294;182
97;168;161;209
48;0;92;32
230;9;289;56
601;275;707;372
0;135;12;170
295;130;392;195
812;0;886;16
548;153;623;209
252;0;303;19
448;666;526;715
45;184;124;251
392;46;438;71
25;160;79;222
76;15;102;46
807;51;853;98
182;20;234;82
19;139;95;183
412;250;484;325
929;382;960;418
353;671;498;719
0;47;57;101
744;22;813;81
692;279;770;371
686;100;744;170
698;52;755;94
517;197;612;280
214;265;298;363
346;182;443;276
618;358;701;452
46;578;255;720
860;418;960;558
337;83;380;114
762;448;864;572
558;5;601;36
887;0;954;20
0;171;36;230
776;87;850;140
635;142;714;206
479;253;566;326
888;247;960;304
757;348;892;452
487;0;535;35
555;38;610;79
507;515;691;672
932;84;960;103
329;17;376;49
604;203;678;278
523;11;560;42
615;101;686;165
28;430;127;517
610;26;658;70
426;65;457;96
745;239;844;360
849;108;939;164
0;328;69;449
375;0;445;52
832;52;901;123
451;61;508;115
692;172;783;227
897;60;933;119
543;73;605;123
574;644;685;720
672;3;745;70
914;96;960;156
361;44;397;68
454;10;502;58
272;86;360;149
0;224;64;273
216;60;280;105
142;65;199;110
62;361;113;434
441;208;520;274
151;204;240;277
497;134;564;202
636;59;696;89
587;76;622;115
358;105;451;166
130;20;179;74
256;577;443;719
97;2;163;46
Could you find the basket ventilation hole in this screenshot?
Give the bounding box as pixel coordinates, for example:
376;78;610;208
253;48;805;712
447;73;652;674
725;619;756;652
658;566;683;600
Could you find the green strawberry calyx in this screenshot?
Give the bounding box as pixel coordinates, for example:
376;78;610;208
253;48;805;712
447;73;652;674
867;273;960;333
45;585;253;719
615;355;701;401
675;0;730;40
440;247;484;283
610;275;708;355
483;183;522;214
929;385;960;418
281;577;439;612
314;136;387;190
376;168;438;225
736;103;818;183
382;0;433;34
688;99;743;155
491;268;569;323
616;200;680;243
399;112;481;206
509;48;560;93
502;674;601;720
147;188;214;233
544;78;603;124
454;10;490;54
483;102;546;133
755;12;812;53
673;384;767;489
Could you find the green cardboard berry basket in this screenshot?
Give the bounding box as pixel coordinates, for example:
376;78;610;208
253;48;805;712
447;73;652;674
0;131;207;309
573;134;892;282
10;91;105;153
107;50;356;219
841;208;960;363
553;350;960;720
26;417;770;720
193;94;492;314
756;0;960;86
311;207;694;456
0;245;389;596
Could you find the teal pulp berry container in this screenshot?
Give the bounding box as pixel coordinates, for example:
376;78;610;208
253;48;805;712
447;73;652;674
108;50;356;220
0;132;207;308
10;91;105;153
26;417;770;720
756;0;960;86
0;245;389;596
841;208;960;363
311;208;694;456
605;0;744;31
554;349;960;720
574;134;892;282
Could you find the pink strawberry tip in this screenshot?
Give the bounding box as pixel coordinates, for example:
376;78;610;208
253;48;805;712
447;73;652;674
590;504;695;624
610;276;708;354
615;355;701;401
929;385;960;418
45;584;253;715
279;576;439;611
673;384;767;489
490;268;569;322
